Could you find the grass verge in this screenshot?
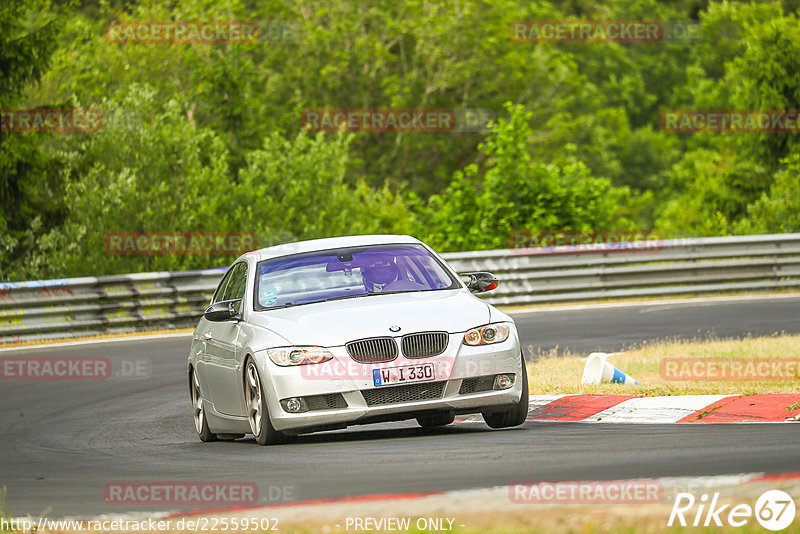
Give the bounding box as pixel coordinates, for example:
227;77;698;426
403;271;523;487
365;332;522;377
525;334;800;396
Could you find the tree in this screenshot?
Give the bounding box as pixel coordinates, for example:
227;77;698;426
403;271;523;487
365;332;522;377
20;84;233;278
738;153;800;234
655;2;799;236
236;131;415;241
421;103;632;251
0;1;62;280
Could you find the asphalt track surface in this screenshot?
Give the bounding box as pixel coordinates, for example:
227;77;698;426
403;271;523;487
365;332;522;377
1;296;799;517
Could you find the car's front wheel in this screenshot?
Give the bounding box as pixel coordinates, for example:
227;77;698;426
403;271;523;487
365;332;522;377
245;359;291;446
482;355;529;429
191;370;217;442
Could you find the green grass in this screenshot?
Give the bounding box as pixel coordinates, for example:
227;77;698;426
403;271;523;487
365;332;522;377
526;334;800;396
0;488;12;532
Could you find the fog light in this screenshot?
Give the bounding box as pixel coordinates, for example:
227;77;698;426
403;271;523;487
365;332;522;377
493;374;515;390
282;397;308;413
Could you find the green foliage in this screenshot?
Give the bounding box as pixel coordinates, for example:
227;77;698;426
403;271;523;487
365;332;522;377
8;85;416;279
0;1;64;280
235;131;415;241
727;12;800;166
3;0;800;281
15;84;233;278
0;2;61;103
0;486;11;528
738;153;800;233
421;103;631;251
655;2;800;237
655;148;770;237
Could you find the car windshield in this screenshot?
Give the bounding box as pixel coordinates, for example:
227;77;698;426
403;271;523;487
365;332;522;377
254;244;459;310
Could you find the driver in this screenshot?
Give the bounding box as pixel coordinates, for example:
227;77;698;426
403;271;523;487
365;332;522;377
361;258;398;292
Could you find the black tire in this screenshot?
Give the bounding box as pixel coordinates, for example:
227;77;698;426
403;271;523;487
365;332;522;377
244;359;291;446
482;355;529;429
416;412;455;428
191;369;217;442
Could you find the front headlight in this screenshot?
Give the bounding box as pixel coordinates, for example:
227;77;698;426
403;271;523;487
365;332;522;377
267;347;333;366
463;323;511;346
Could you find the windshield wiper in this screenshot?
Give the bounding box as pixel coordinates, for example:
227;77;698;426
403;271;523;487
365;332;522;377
262;302;298;310
264;291;412;309
325;290;427;301
324;292;378;302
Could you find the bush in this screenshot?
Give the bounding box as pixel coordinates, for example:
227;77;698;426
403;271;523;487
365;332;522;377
419;103;634;251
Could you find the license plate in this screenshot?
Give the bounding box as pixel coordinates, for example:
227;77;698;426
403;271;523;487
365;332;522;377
373;363;435;387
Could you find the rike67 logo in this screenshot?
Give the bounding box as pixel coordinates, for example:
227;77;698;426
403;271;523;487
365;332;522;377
669;490;796;531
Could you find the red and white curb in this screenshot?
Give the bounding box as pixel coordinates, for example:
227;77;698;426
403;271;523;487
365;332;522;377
457;394;800;423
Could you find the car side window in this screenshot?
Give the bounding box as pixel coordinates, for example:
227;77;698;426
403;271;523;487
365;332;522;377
221;262;248;302
212;267;235;304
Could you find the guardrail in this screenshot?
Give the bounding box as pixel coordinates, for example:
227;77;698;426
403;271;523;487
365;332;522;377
446;233;800;305
2;233;799;344
0;269;225;344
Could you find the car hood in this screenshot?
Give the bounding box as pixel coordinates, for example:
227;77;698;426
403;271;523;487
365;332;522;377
247;290;491;348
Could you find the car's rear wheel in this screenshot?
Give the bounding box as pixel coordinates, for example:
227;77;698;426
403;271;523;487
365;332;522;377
482;354;529;429
191;370;217;442
245;359;291;446
416;412;455;428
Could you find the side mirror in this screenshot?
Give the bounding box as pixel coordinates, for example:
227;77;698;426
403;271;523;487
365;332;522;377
204;299;241;322
460;272;499;294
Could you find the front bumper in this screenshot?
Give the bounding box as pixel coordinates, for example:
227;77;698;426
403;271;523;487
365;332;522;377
256;332;523;432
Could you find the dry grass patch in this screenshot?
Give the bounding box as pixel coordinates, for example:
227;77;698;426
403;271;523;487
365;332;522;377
525;334;800;396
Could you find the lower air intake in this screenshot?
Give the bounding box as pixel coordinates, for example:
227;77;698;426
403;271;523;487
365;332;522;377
459;375;496;394
305;393;348;411
361;381;446;407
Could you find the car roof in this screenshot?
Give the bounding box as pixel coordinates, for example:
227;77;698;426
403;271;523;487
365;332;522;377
244;234;424;262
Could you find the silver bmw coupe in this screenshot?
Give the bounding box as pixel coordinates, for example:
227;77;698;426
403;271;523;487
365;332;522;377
188;235;528;445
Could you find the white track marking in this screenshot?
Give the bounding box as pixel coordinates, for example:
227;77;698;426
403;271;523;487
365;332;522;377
528;394;568;411
584;395;733;423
